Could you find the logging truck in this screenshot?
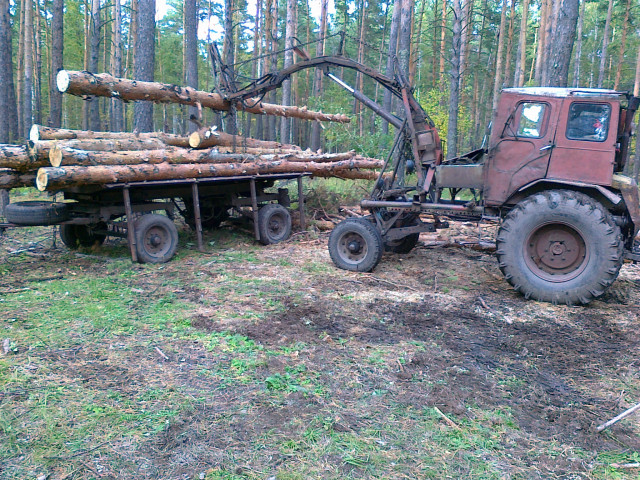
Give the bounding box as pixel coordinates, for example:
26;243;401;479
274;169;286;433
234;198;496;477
221;55;640;305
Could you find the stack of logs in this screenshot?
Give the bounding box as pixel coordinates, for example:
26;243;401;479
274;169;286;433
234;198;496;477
0;70;383;191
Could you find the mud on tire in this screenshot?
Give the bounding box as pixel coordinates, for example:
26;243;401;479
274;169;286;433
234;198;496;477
496;190;624;305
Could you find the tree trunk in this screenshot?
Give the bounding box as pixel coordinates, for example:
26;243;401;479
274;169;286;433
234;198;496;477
23;0;34;137
446;0;463;159
546;0;579;86
133;0;156;132
382;0;402;135
188;128;301;150
597;0;613;88
613;0;632;90
438;0;447;78
37;158;382;190
633;44;640;182
514;0;529;87
310;0;329;150
491;0;508;119
534;0;547;85
109;0;123;131
410;0;426;86
184;0;199;133
280;0;295;143
16;0;25;138
504;0;516;87
33;0;42;126
353;0;367;136
572;0;585;87
0;145;38;171
30;124;192;146
246;0;263;139
397;0;413;78
87;0;102;130
222;0;237;135
0;169;36;189
48;0;64;128
57;71;352;123
0;0;19;142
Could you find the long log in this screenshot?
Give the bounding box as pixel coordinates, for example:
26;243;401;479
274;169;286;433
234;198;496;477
37;159;380;190
57;71;351;123
188;127;301;150
0;144;47;171
0;169;37;189
50;146;366;167
30;125;191;147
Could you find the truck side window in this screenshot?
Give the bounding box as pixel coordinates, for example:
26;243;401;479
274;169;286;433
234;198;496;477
516;102;546;138
566;103;611;142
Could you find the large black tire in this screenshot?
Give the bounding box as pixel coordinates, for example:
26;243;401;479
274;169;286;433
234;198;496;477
181;197;230;230
257;204;292;245
60;223;107;249
496;190;624;305
328;217;384;272
384;214;421;254
5;201;69;226
134;214;179;264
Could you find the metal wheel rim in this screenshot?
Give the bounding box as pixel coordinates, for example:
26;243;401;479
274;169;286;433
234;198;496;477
337;231;368;265
525;222;588;282
267;212;287;238
142;225;172;257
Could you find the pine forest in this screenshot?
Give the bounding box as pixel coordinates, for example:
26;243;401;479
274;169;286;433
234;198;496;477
0;0;639;174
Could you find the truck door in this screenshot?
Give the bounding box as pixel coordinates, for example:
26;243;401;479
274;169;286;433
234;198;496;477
547;99;619;185
484;98;557;205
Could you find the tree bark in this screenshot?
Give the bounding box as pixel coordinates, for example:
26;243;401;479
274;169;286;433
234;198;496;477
397;0;413;78
534;0;547;85
382;0;402;135
280;0;296;143
310;0;329;150
222;0;237;135
504;0;516;87
37;158;382;190
188;128;301;150
546;0;579;86
57;71;352;123
133;0;156;132
633;44;640;182
0;0;19;142
438;0;447;78
447;0;463;159
597;0;614;88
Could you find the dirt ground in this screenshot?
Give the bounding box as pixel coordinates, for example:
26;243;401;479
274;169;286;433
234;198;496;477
1;215;639;479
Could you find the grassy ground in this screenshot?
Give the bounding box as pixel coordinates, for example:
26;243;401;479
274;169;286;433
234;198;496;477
1;188;640;479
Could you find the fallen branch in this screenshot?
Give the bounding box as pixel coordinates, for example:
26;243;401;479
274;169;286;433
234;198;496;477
596;401;640;432
434;406;462;430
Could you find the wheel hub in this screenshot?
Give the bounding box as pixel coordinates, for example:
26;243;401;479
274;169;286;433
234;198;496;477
347;240;362;254
149;234;162;247
526;223;588;282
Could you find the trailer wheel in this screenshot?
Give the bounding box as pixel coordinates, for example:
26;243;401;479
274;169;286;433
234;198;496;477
181;197;229;229
5;201;69;226
257;204;292;245
328;217;383;272
496;190;624;305
134;214;179;264
385;215;420;254
60;223;107;249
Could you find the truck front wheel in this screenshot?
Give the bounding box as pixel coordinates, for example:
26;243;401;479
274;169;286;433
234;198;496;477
496;190;624;305
328;217;384;272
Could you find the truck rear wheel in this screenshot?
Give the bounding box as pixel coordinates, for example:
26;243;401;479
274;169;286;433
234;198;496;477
496;190;624;305
328;217;383;272
257;204;292;245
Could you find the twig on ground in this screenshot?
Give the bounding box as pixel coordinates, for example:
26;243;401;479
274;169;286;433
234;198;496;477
478;297;490;310
361;273;419;292
45;441;110;460
434;406;462;430
610;463;640;469
0;287;31;294
155;346;170;361
596;401;640;432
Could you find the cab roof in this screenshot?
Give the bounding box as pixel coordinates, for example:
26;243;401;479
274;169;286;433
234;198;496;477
502;87;626;98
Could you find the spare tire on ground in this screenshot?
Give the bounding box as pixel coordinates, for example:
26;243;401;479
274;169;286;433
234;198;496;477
5;201;69;226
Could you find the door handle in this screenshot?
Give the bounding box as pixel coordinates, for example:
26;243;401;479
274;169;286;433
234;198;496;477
539;144;554;152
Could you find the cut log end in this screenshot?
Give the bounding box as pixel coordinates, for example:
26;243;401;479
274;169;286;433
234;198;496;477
36;169;48;191
188;131;202;148
49;145;63;167
56;70;71;93
29;125;40;142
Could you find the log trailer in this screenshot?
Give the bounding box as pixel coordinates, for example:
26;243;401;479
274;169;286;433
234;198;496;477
225;55;640;305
